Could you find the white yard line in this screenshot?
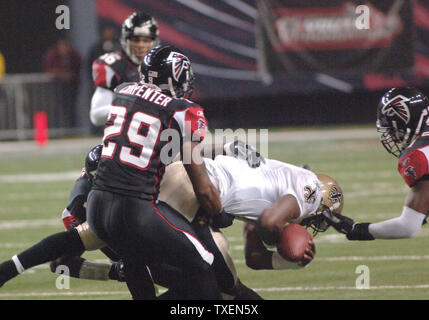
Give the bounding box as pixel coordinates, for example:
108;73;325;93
1;283;429;298
0;171;80;183
0;128;376;154
0;291;130;298
4;192;69;201
255;284;429;292
0;219;61;230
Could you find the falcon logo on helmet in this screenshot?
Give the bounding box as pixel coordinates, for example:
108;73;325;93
168;52;191;82
381;95;411;124
377;87;429;158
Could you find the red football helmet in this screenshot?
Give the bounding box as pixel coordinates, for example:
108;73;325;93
376;87;429;157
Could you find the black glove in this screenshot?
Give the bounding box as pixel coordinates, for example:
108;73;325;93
211;210;235;229
322;212;374;240
347;223;375;241
224;140;265;168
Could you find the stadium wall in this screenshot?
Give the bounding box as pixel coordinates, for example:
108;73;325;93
202;87;429;129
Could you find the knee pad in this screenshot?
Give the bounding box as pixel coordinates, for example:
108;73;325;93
76;221;106;251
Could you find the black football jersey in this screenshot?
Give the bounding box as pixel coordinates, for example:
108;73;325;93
93;81;208;200
92;50;139;91
397;123;429;187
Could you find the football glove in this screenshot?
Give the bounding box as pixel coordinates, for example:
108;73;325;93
211;210;235;229
224;140;265;168
322;212;374;241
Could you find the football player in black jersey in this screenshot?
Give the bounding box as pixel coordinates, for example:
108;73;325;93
86;45;227;300
90;12;159;126
325;87;429;240
0;142;264;300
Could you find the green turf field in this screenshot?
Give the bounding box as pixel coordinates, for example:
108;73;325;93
1;127;429;300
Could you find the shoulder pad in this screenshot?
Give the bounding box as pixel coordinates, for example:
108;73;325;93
92;53;122;90
398;147;429;187
172;105;207;141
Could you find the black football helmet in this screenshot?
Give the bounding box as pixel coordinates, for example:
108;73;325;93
85;145;103;182
376;87;429;158
139;45;195;98
120;12;159;65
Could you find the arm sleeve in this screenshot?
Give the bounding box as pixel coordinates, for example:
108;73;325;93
368;206;426;239
90;86;114;126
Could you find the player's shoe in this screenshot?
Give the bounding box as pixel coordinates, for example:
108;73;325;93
0;260;19;288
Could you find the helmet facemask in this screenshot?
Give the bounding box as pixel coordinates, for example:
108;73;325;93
377;119;409;158
163;68;195;99
300;205;331;236
120;13;159;65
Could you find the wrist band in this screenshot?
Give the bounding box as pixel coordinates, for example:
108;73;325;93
271;252;302;270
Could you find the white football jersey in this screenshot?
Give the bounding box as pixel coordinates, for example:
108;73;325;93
203;156;322;222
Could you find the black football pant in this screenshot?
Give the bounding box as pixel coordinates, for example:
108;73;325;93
86;189;221;300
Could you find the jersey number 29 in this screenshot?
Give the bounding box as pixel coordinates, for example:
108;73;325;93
102;106;161;170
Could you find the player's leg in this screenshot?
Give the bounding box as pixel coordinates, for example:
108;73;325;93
86;190;157;299
124;200;222;299
192;219;263;300
0;228;84;287
49;221;123;281
87;189;221;299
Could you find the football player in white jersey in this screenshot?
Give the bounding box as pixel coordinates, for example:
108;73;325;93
160;155;343;271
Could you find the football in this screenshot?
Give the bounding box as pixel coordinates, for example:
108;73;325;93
276;223;313;262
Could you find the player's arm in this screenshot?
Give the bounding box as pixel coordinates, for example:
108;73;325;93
90;55;121;126
243;222;314;270
90;87;113;126
369;182;428;238
256;194;301;246
183;140;223;218
62;169;92;230
326;157;429;240
203;140;265;168
326;184;428;241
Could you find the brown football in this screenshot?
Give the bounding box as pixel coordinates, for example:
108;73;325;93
276;223;313;262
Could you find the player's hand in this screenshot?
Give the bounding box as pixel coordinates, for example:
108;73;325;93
224;140;265;168
211;210;235;228
298;239;315;267
322;211;354;234
346;223;375;241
